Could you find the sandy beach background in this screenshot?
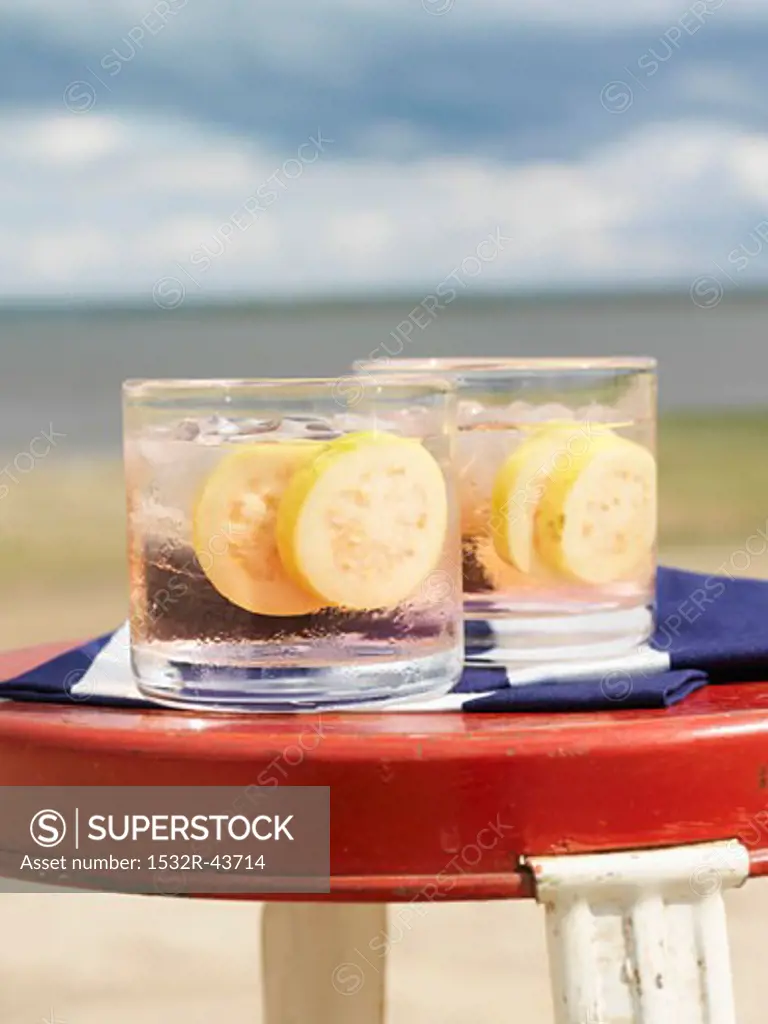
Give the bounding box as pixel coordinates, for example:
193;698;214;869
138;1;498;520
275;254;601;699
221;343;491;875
3;882;768;1022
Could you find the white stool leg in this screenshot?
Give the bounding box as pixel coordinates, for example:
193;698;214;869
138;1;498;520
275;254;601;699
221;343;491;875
528;841;749;1024
261;902;387;1024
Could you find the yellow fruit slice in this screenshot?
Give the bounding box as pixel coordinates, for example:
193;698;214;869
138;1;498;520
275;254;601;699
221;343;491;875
490;423;590;573
276;430;448;610
534;433;657;584
193;441;325;616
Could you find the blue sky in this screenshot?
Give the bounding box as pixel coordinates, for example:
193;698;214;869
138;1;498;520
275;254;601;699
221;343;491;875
2;0;768;301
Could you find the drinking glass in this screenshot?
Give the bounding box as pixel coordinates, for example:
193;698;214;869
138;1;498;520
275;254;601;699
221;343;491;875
354;358;657;663
123;377;463;709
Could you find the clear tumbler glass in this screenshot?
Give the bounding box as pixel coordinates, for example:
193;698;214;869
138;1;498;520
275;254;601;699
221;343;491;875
124;377;463;710
355;358;657;663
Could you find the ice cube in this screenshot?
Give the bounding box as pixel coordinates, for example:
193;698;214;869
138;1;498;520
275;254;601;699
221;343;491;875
575;402;613;425
333;413;381;433
172;418;201;441
238;417;283;435
457;400;485;426
138;435;202;463
527;403;574;424
276;416;325;438
303;427;341;439
504;400;536;425
615;379;650;422
199;415;240;436
457;429;513;533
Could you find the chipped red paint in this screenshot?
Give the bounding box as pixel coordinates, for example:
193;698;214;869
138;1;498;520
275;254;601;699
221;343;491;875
2;641;768;901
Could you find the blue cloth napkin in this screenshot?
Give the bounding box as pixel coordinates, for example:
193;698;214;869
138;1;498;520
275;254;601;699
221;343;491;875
460;566;762;710
1;568;766;713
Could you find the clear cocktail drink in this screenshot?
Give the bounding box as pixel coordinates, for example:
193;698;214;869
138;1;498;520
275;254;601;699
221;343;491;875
124;378;463;709
355;358;657;662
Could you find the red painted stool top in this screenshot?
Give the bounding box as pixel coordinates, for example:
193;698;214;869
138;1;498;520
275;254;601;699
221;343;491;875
2;641;768;901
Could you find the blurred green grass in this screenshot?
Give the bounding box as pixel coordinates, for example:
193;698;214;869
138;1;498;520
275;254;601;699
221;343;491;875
1;458;127;586
658;410;768;545
1;410;767;587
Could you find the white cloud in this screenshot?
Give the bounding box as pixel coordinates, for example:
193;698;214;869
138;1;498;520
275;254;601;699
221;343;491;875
327;211;397;261
726;134;768;202
23;229;114;282
12;115;124;165
1;110;768;300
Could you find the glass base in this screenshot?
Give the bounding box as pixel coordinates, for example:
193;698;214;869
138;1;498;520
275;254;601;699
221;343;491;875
131;644;462;712
464;603;654;666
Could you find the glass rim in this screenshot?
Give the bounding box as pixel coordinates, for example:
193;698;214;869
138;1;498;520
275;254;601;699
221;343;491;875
123;375;457;398
354;356;657;373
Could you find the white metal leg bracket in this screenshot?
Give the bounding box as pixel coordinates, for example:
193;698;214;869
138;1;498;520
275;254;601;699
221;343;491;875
528;841;749;1024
